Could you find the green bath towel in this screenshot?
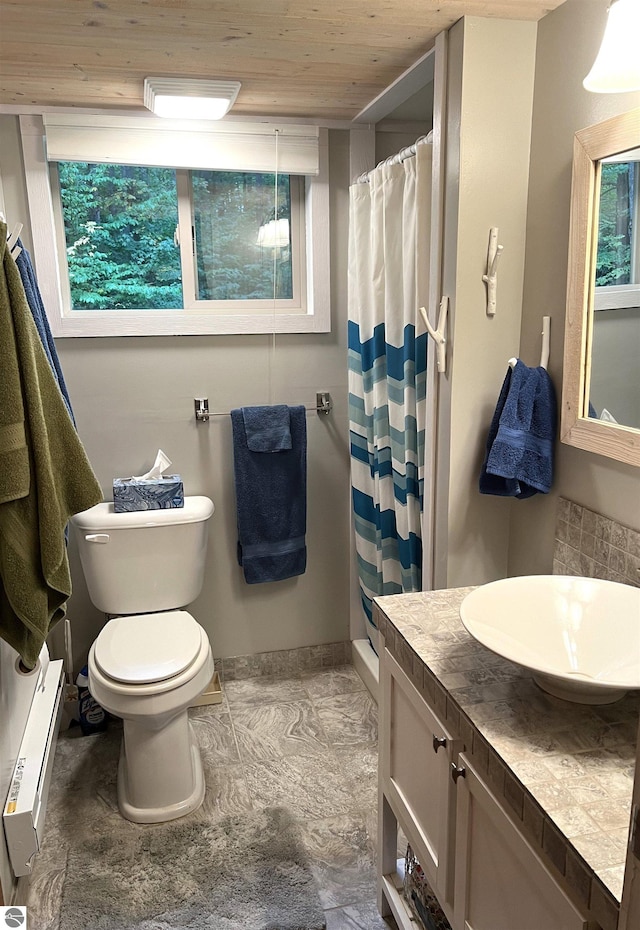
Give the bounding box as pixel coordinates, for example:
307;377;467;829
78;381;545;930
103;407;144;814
0;226;103;668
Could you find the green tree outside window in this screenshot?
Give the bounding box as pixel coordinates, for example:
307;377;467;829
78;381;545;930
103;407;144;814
58;162;183;310
595;162;633;288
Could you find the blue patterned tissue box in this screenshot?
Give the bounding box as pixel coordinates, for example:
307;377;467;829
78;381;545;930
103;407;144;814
112;476;184;512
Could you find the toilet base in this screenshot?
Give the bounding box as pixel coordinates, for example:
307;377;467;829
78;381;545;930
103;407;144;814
117;727;206;824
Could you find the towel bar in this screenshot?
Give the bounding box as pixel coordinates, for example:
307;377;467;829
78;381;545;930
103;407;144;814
197;392;333;419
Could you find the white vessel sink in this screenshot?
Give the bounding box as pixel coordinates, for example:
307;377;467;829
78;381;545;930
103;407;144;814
460;575;640;704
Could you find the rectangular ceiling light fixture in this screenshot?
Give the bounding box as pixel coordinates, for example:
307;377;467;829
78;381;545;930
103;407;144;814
143;78;241;119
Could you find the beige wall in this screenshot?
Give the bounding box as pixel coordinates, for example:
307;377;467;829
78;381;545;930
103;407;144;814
0;120;353;673
436;17;538;589
509;0;640;577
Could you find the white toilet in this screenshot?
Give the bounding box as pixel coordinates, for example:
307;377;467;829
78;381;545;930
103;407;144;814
71;496;215;824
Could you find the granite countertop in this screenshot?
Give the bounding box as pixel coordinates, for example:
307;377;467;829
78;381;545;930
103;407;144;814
374;587;639;930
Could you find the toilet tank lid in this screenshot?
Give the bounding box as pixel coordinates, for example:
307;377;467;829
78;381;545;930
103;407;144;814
71;496;214;531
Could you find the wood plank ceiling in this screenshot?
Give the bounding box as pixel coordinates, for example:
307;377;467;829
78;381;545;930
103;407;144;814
0;0;567;121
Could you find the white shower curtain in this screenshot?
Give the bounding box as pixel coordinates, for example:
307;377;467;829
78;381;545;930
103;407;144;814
348;143;432;648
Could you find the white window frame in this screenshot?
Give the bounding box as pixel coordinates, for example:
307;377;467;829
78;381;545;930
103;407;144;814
19;114;330;336
594;283;640;312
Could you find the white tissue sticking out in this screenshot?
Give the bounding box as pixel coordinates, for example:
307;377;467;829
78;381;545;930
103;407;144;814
599;408;618;424
132;449;172;481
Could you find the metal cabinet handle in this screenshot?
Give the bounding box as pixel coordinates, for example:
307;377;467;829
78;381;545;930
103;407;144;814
451;762;466;783
432;735;447;753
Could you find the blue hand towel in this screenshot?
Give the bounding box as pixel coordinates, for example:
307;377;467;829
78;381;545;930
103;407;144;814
15;243;75;424
480;360;557;499
231;405;307;584
242;404;292;452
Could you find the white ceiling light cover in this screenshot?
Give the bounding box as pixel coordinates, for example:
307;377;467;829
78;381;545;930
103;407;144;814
144;77;241;119
583;0;640;94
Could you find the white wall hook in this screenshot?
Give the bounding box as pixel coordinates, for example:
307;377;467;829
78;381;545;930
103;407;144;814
507;316;551;371
6;222;23;260
482;227;503;317
7;222;23;253
540;315;550;370
420;296;448;375
7;223;23;260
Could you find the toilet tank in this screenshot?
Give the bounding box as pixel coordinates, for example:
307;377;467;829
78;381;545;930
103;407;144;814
71;496;214;615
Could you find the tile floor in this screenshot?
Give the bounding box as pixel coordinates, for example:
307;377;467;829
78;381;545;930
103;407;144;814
26;664;400;930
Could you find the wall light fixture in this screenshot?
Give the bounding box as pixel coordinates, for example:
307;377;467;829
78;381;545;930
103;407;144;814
583;0;640;93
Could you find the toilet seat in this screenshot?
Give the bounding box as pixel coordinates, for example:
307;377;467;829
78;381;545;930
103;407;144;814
95;610;202;684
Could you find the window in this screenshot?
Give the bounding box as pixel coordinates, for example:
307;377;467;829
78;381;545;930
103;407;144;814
189;170;300;305
594;158;640;312
20;115;329;336
55;161;183;311
54;162;304;313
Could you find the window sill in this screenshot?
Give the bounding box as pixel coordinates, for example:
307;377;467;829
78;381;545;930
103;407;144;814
51;307;331;337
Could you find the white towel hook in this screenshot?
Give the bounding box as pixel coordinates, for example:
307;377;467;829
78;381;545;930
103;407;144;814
540;315;550;370
7;222;22;251
483;227;503;317
420;296;448;375
6;222;23;260
507;316;551;370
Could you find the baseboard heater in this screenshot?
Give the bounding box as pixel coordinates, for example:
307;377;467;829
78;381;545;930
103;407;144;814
3;657;64;876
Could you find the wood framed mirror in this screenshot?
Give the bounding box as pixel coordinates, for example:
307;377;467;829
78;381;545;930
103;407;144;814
561;107;640;467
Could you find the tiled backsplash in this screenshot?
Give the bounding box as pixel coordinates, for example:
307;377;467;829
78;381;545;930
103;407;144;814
215;640;351;681
554;497;640;587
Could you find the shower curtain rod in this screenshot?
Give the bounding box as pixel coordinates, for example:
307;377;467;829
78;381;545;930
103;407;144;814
355;130;433;184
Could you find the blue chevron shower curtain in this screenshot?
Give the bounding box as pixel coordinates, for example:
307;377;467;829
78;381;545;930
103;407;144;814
348;143;431;649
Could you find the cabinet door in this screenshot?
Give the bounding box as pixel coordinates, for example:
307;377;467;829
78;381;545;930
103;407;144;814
380;649;456;910
453;753;591;930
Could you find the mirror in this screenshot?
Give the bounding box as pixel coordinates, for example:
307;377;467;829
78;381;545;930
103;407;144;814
561;107;640;467
589;150;640;430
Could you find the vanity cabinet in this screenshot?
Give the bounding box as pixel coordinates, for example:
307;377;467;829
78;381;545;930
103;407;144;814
378;644;595;930
378;650;458;924
452;752;592;930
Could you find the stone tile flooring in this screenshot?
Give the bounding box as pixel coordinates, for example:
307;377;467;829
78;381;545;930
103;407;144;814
26;664;399;930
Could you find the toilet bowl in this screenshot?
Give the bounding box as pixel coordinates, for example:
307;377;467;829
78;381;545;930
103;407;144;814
88;610;215;823
71;496;215;824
